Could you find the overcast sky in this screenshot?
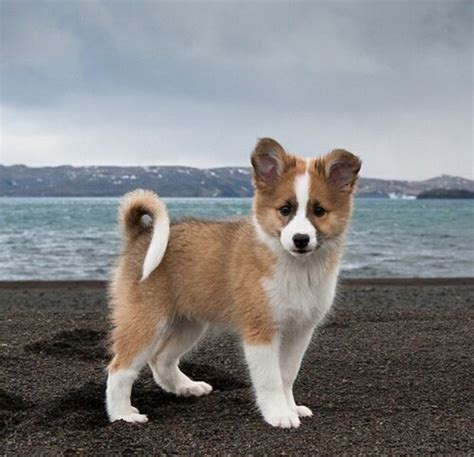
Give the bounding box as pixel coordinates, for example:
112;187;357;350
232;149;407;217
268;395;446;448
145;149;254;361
1;0;472;180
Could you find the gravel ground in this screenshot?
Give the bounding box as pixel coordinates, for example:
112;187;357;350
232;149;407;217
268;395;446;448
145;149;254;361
1;280;473;455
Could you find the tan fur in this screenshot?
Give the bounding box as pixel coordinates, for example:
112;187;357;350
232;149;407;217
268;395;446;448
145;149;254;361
108;218;277;371
107;139;360;372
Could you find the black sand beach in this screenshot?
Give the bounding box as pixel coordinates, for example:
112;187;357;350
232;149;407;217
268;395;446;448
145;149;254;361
1;279;473;455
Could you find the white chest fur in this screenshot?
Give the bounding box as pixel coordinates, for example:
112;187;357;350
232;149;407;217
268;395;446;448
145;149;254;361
262;252;339;329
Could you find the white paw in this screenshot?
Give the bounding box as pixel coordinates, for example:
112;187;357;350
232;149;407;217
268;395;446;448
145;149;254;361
264;410;301;428
175;381;213;397
294;405;313;417
110;410;148;424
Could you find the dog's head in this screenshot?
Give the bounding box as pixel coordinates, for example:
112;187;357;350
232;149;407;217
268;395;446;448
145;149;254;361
251;138;361;256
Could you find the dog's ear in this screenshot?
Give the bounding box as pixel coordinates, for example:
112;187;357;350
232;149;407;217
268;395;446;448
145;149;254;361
322;149;361;192
251;138;288;187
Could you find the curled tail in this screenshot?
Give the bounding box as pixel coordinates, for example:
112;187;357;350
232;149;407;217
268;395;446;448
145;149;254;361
119;189;170;281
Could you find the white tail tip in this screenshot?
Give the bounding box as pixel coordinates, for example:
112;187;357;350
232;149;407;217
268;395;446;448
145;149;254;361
141;213;170;281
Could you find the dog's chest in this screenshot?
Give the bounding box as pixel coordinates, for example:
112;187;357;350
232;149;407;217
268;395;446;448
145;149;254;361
262;256;339;328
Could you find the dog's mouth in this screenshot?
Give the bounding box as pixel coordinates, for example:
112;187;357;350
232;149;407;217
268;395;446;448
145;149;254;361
290;249;313;256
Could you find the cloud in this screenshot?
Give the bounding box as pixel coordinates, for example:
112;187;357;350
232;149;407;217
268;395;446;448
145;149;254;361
1;0;472;179
3;92;471;180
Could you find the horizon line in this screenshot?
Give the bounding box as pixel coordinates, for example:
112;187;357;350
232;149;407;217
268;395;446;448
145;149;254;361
0;163;472;183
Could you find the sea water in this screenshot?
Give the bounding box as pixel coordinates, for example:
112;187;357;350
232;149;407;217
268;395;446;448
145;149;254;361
0;197;472;280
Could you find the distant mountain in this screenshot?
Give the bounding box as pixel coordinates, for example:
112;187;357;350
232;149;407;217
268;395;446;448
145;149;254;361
0;165;253;197
355;174;474;198
0;165;472;198
417;188;474;199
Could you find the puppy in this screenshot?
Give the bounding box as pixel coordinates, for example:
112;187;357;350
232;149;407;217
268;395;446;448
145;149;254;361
106;138;361;428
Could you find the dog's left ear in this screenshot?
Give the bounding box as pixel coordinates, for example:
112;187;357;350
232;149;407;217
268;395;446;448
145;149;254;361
323;149;361;192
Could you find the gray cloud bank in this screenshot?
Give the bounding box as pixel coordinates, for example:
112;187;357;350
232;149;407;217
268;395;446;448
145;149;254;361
1;0;472;179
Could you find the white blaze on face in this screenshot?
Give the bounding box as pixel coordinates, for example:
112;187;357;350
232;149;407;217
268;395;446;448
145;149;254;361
280;162;317;256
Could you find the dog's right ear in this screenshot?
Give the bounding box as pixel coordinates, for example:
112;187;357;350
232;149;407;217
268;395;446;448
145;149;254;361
251;138;287;188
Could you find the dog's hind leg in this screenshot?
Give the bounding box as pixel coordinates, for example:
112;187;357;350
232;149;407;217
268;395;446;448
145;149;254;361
149;318;212;397
106;318;168;423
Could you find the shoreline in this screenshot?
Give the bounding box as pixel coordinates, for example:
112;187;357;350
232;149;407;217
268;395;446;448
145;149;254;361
0;276;473;290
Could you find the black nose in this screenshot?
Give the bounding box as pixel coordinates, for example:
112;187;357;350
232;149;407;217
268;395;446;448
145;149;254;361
293;233;310;249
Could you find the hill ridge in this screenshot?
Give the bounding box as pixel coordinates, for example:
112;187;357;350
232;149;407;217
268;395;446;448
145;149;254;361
0;165;472;198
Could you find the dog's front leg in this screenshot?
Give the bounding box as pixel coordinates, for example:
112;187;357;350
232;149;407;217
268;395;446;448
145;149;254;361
244;334;300;428
280;325;314;418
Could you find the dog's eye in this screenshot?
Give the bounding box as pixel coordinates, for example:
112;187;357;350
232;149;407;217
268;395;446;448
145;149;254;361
279;205;292;216
314;206;326;217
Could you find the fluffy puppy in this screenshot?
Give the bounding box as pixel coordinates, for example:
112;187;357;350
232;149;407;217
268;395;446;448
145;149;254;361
106;138;361;428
